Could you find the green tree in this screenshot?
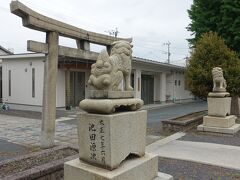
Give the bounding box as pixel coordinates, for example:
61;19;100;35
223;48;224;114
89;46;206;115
219;0;240;53
187;0;240;54
187;0;222;46
186;32;240;101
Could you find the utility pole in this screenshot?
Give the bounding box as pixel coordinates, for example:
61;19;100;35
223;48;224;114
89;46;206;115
163;41;171;63
184;56;189;67
105;27;119;37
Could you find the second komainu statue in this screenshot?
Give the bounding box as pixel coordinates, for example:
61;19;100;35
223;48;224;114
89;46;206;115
212;67;227;92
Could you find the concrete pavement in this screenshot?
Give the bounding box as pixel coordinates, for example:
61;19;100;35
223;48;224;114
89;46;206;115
0;114;78;147
147;132;240;171
147;101;207;123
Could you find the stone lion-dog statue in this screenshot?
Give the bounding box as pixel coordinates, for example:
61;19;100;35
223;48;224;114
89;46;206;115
212;67;227;92
88;40;133;91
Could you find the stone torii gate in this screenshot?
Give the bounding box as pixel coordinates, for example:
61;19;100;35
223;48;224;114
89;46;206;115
10;1;132;148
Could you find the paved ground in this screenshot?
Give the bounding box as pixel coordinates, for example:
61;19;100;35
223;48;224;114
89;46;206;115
0;101;207;124
0;108;75;120
0;114;79;149
147;101;207;123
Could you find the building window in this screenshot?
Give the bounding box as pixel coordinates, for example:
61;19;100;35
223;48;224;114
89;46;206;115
8;70;11;96
178;80;181;86
175;80;177;86
32;68;35;98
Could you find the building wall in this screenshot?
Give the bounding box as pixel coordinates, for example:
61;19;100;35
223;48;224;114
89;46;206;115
133;62;192;102
166;72;191;101
0;48;11;100
173;72;191;100
166;73;174;100
2;57;65;107
56;69;65;107
1;55;193;107
154;73;160;101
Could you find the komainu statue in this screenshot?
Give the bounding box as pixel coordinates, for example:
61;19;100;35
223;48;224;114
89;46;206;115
212;67;227;92
88;41;133;91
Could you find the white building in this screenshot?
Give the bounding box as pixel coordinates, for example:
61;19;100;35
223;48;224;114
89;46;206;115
0;53;193;107
0;45;13;101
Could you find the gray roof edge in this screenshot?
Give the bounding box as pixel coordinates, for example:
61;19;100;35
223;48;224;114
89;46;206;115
133;56;186;70
0;53;45;59
0;52;185;70
0;45;14;55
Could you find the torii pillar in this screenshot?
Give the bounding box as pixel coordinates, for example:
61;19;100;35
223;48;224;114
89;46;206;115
41;32;59;148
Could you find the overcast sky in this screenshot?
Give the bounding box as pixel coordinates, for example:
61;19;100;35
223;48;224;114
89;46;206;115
0;0;193;66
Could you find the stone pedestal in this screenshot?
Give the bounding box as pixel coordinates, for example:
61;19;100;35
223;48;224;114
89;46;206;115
78;111;146;170
198;115;240;134
64;153;168;180
198;93;240;135
80;98;143;114
64;108;173;179
207;97;231;117
197;124;240;134
203;115;236;128
65;99;173;179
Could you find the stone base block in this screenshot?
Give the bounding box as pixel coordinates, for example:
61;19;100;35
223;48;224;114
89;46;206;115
203;115;236;128
78;111;146;170
64;153;169;180
80;98;143;114
89;90;134;99
208;92;230;97
207;97;231;117
197;124;240;135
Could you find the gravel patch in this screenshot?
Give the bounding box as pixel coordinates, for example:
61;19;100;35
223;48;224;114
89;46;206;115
0;147;77;177
158;157;240;179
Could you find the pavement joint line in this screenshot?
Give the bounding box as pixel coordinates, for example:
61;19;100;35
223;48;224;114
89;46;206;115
69;115;77;117
56;117;75;122
146;132;186;152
